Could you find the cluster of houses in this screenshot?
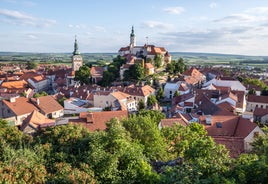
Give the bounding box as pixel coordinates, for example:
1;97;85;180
0;27;267;157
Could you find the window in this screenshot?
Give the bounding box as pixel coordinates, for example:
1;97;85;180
216;122;222;128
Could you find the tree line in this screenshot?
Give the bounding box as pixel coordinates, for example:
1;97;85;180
0;111;267;183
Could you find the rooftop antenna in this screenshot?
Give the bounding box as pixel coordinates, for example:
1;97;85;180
146;36;148;45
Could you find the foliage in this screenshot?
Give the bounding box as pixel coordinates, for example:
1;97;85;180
74;65;91;85
147;95;157;107
33;91;48;98
122;114;169;161
124;63;145;81
166;58;186;74
138;99;146;110
156;86;165;100
154;54;163;68
26;61;37;70
173;90;180;97
57;97;67;107
98;70;115;87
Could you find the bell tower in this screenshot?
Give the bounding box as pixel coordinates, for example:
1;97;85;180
72;36;83;71
130;26;136;48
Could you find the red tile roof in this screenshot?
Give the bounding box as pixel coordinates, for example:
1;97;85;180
21;110;55;131
248;95;268;103
160;118;189;127
3;97;38;116
254;107;268;116
31;95;63;114
74;110;128;131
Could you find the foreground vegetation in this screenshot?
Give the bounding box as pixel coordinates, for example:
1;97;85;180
0;111;267;183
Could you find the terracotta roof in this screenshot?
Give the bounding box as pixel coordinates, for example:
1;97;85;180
248;95;268;103
3;97;38;116
182;68;204;77
30;75;47;82
111;91;130;101
213;136;244;158
90;66;104;77
1;80;28;89
31;95;63;114
21;110;55;131
254;107;268;116
160;118;189;127
74;110;128;131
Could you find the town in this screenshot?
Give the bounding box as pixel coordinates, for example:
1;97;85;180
1;27;268;183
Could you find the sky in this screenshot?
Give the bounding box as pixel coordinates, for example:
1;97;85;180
1;0;268;56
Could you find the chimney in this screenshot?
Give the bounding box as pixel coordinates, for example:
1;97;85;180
36;98;40;105
205;115;212;125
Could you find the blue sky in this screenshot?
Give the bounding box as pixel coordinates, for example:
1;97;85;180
1;0;268;55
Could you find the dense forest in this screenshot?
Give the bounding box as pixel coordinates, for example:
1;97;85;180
0;110;267;183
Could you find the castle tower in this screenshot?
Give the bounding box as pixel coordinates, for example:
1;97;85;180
130;26;136;49
72;36;83;71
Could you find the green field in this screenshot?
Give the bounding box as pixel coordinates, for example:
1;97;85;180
0;52;267;69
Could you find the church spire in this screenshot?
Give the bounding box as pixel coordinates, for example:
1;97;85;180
73;35;80;55
130;26;136;48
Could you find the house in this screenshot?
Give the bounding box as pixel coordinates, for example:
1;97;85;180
253;107;268;124
20;110;55;134
94;91;136;112
182;68;206;87
30;95;64;118
164;82;190;100
145;63;155;75
246;95;268;112
0;96;39;126
64;97;101;115
71;110;128;131
122;84;155;106
90;66;104;84
200;115;265;157
27;75;50;93
203;78;246;91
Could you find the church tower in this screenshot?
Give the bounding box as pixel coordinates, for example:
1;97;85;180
72;36;83;71
130;26;136;49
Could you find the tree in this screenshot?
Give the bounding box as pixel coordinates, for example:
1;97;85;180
57;97;67;107
160;123;231;182
147;95;157;107
154;54;163;68
98;71;115;87
26;61;37;70
74;65;91;85
33;91;48;98
173;90;180;97
122;114;169;161
138;99;146;110
175;57;186;74
124;63;145;81
156;87;165;100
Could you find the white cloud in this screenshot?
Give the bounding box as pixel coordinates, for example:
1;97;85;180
245;7;268;14
163;6;184;15
214;13;264;24
142;21;174;30
27;34;38;39
93;26;106;32
0;8;56;27
209;2;218;8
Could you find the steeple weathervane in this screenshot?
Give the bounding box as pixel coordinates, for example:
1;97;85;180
73;35;80;55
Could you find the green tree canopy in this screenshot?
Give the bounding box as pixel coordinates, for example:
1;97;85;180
74;65;91;85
